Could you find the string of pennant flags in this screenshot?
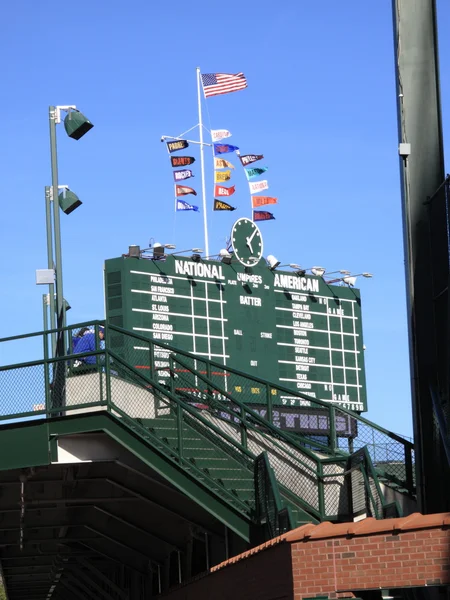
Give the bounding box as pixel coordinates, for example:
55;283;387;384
164;72;278;222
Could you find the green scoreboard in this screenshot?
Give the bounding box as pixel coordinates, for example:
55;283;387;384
105;227;367;413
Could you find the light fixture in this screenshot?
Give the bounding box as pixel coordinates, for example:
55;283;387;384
219;248;232;265
342;272;373;286
153;243;165;259
267;255;280;270
343;276;357;287
58;188;82;215
165;244;176;250
129;245;141;258
325;269;351;276
63;109;94;140
311;266;326;277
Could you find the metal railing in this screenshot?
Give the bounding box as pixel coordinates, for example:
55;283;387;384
0;321;415;523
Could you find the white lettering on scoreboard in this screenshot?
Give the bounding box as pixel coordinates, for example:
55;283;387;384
273;274;319;293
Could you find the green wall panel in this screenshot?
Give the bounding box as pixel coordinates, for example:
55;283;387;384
105;255;368;412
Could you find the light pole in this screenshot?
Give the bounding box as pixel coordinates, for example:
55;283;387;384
48;105;93;352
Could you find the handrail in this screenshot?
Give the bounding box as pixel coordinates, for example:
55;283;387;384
0;320;415;508
172;354;323;465
107;324;414;450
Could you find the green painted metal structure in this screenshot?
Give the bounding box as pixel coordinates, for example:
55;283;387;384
105;254;368;413
0;321;415;599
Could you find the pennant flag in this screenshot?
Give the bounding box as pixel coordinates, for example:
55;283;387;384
201;72;248;98
211;129;232;142
240;154;264;166
214;199;236;211
215;185;236;197
177;199;199;212
173;169;194;182
175;184;197;197
171;156;195;167
254;211;275;222
214;143;239;156
245;166;269;180
214;157;235;170
215;170;232;183
252;196;278;208
249;180;269;194
166;139;189;153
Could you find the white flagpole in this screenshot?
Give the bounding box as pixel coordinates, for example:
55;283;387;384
197;67;209;257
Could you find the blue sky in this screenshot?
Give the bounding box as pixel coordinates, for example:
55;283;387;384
1;0;449;436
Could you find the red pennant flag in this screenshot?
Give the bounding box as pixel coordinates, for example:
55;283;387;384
252;196;278;208
214;185;235;197
253;210;275;222
171;156;196;167
176;185;197;196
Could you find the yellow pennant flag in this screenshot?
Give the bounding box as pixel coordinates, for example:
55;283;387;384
215;170;232;183
214;157;235;170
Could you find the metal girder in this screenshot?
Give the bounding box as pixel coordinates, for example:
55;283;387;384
67;565;124;600
92;505;177;551
393;0;450;513
75;540;148;576
77;557;129;600
59;576;92;600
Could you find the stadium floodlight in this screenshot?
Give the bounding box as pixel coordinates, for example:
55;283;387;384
153;243;165;259
58;188;82;215
311;266;326;277
63;108;94;140
219;249;232;265
267;255;280;270
343;276;357;287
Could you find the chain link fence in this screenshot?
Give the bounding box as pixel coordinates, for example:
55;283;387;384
0;321;414;522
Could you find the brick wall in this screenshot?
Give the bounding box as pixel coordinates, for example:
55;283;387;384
158;517;450;600
291;528;450;598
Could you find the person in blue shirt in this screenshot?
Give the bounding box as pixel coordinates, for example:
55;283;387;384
73;326;105;365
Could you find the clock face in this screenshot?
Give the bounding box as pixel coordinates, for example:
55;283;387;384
231;218;263;267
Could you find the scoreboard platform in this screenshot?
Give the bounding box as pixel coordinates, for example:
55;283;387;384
105;247;367;413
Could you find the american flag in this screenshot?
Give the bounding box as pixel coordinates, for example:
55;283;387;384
201;73;248;98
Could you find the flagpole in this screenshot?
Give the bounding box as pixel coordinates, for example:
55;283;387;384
197;67;209;257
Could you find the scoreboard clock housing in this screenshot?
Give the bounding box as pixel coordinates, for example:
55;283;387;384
104;254;368;412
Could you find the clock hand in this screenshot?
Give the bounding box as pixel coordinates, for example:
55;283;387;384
248;229;257;244
246;236;254;254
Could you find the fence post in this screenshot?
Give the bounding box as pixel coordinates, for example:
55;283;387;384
329;406;336;453
105;323;111;413
317;461;325;519
405;444;414;492
266;384;273;426
43;329;51;417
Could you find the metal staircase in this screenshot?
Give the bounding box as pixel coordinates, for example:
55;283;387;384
0;321;417;538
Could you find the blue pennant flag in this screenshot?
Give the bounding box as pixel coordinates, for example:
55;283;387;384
213;143;240;156
245;166;269;180
176;199;199;212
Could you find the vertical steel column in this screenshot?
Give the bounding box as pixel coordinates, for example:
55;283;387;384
49;107;65;336
45;186;56;354
392;0;449;512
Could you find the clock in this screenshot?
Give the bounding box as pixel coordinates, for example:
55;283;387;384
231;218;263;267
